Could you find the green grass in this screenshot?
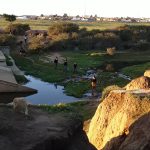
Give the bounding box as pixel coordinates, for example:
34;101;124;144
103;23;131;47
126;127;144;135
64;80;91;98
1;18;150;31
96;72;129;92
11;50;150;97
12;53;69;82
121;62;150;78
14;74;29;84
40;100;99;121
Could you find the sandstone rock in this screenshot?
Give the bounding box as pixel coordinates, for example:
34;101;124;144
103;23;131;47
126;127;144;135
144;69;150;78
125;76;150;90
88;89;150;150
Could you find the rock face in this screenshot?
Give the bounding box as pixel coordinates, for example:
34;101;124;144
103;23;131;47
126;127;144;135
144;70;150;78
0;105;95;150
125;76;150;90
88;89;150;150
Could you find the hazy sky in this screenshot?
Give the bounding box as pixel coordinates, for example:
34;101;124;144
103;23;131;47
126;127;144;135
0;0;149;17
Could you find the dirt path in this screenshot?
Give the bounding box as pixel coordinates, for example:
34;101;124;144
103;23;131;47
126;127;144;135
0;105;96;150
45;52;66;64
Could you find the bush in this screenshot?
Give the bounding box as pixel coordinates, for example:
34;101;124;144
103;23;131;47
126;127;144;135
28;36;47;53
48;22;79;36
120;30;132;41
101;85;121;100
5;23;30;35
106;47;116;56
0;34;16;46
105;64;114;71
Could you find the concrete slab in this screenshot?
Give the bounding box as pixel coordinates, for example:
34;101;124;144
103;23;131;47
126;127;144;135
9;56;24;75
0;67;17;84
0;51;6;62
0;80;37;103
0;62;7;67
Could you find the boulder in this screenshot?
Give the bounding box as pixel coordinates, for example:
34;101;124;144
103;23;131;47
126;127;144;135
125;76;150;90
144;69;150;78
88;89;150;150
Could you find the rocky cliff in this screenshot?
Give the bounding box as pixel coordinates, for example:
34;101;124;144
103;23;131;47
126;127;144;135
88;89;150;150
125;76;150;90
144;69;150;78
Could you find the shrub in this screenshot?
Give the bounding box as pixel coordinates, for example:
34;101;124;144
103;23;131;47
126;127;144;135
5;23;30;35
28;36;47;53
0;34;16;46
106;47;116;56
120;30;132;41
48;22;79;36
105;64;114;71
101;85;121;100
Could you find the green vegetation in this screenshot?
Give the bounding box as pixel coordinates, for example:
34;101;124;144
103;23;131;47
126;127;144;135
12;54;67;82
12;50;138;97
122;62;150;78
28;36;46;53
40;100;99;120
14;74;28;84
1;19;150;98
64;80;90;97
48;22;79;35
4;54;13;66
5;23;30;35
3;14;16;23
0;34;16;46
1;18;150;31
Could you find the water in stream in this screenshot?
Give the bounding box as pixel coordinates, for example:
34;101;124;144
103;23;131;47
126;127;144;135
24;75;78;105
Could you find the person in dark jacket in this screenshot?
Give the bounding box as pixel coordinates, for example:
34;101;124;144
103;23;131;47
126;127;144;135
64;58;68;72
54;57;58;69
73;62;77;73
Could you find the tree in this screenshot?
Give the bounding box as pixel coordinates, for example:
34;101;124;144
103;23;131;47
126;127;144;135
3;14;16;34
48;22;79;36
63;13;68;18
5;23;30;35
3;14;16;22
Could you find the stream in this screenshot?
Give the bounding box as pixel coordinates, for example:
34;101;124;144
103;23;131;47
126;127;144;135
24;71;131;105
24;75;78;105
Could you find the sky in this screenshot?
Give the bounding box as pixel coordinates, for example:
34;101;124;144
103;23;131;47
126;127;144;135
0;0;150;18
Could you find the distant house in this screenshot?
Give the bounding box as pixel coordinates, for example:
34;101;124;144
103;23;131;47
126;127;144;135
26;30;48;37
16;16;29;20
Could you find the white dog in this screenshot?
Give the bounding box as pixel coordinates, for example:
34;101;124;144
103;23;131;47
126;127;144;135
13;97;28;115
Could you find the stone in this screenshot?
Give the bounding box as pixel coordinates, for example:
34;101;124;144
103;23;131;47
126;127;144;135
144;69;150;78
88;89;150;150
125;76;150;90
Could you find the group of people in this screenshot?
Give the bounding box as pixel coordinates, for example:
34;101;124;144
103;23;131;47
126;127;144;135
54;57;77;73
54;56;97;96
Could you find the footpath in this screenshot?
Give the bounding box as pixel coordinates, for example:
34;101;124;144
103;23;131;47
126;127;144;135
0;50;17;83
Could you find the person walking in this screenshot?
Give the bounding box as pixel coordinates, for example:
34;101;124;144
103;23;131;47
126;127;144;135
64;58;68;72
24;35;28;44
73;62;77;73
91;75;97;96
54;57;58;69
